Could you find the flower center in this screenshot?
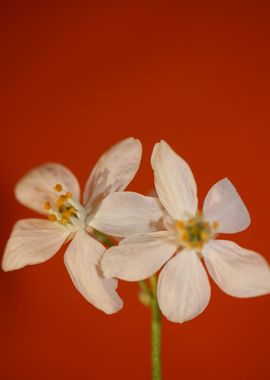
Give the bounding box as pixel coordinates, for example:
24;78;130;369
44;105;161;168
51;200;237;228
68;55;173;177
176;212;218;250
44;183;86;230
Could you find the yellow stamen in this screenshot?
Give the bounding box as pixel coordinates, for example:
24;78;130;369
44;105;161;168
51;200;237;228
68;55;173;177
61;217;69;225
54;184;62;192
212;221;219;230
62;207;75;219
201;231;210;242
181;231;189;241
188;218;197;226
43;201;51;210
62;211;71;218
43;184;79;226
48;214;57;222
196;241;203;249
176;221;185;230
57;195;67;207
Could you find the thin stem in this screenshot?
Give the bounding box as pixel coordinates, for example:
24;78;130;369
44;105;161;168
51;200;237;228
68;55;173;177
93;229;116;247
94;230;163;379
139;280;151;295
150;276;162;380
149;274;157;293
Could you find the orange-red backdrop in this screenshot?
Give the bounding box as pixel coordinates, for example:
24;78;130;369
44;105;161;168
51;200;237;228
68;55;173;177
1;1;270;379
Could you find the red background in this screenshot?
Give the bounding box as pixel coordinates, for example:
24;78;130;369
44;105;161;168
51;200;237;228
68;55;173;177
1;1;270;379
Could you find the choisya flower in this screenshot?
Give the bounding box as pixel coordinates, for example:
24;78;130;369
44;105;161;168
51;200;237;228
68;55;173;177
102;140;270;322
2;138;163;314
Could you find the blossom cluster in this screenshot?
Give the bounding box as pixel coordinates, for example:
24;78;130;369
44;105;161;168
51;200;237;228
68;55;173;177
3;138;270;323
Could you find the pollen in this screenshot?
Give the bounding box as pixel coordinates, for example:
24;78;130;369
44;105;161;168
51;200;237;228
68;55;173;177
60;217;69;225
62;206;76;219
176;221;185;230
212;221;219;230
201;231;210;242
48;214;57;222
62;211;70;218
43;201;51;210
196;241;203;249
56;195;68;207
66;192;72;199
181;231;189;241
54;183;62;192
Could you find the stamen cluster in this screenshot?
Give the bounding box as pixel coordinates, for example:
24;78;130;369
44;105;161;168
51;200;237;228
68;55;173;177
176;212;219;250
44;183;78;225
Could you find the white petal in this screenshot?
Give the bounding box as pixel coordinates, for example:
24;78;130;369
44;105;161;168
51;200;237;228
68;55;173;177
89;192;164;237
157;250;211;323
203;178;250;233
15;163;81;214
151;140;198;220
83;137;142;212
102;231;176;281
64;230;123;314
203;239;270;298
2;219;69;271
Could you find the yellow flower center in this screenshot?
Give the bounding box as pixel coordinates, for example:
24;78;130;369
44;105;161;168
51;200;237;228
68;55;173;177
44;183;80;226
176;211;218;250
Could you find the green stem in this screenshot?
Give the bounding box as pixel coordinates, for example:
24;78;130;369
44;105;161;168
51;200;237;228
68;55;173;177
94;231;162;379
150;276;162;380
93;229;116;247
139;280;151;294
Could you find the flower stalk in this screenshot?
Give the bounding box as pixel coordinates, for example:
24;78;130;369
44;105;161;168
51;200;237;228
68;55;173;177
150;276;162;380
98;232;163;380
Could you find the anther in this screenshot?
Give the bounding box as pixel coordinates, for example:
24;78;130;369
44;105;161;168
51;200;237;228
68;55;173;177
177;221;185;230
201;231;210;242
212;221;219;230
62;210;71;218
48;214;57;222
66;192;72;199
54;184;62;192
43;201;51;210
57;195;67;207
181;231;189;241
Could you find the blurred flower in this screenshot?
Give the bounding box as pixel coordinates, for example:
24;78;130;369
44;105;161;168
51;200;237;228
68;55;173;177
2;137;163;314
102;140;270;322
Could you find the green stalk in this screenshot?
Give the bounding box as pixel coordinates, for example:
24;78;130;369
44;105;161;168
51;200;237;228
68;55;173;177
93;229;116;247
95;230;163;380
150;276;162;380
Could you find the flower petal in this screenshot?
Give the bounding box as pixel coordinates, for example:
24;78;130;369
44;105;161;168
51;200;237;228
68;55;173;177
2;219;69;271
151;140;198;220
203;239;270;297
83;137;142;212
64;230;123;314
157;250;211;323
102;231;176;281
89;192;164;237
203;178;250;233
15;163;81;214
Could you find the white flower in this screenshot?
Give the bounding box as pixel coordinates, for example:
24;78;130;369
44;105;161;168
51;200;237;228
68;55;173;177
2;137;163;314
102;140;270;322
